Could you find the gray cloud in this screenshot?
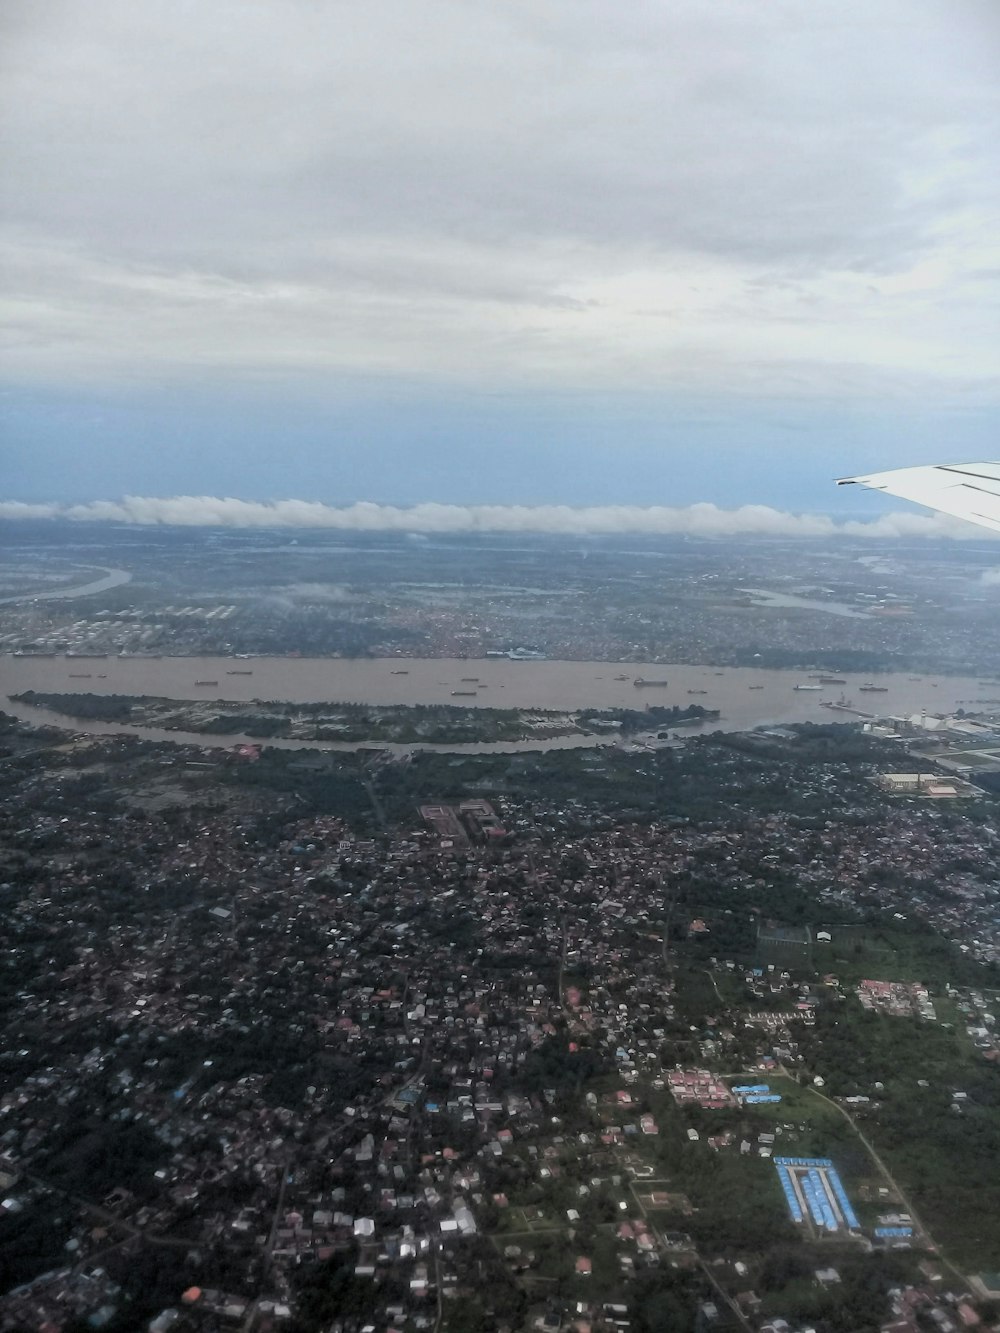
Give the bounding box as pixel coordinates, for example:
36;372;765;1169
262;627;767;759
0;495;985;539
1;0;998;397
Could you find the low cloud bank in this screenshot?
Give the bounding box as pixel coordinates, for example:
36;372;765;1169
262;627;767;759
0;495;984;539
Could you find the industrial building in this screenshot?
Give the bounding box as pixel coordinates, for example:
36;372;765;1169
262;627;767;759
774;1158;860;1235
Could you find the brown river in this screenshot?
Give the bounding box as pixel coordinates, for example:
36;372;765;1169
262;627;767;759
1;654;994;755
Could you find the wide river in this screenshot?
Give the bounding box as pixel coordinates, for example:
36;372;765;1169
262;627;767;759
1;654;994;755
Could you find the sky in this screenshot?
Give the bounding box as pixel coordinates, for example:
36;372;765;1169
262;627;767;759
2;0;999;520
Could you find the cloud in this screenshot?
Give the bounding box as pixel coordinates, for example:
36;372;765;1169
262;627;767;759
1;0;999;400
0;500;61;519
0;494;986;539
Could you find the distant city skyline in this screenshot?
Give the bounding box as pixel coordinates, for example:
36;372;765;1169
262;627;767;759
3;1;999;508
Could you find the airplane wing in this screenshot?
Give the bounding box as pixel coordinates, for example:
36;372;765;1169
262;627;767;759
837;462;1000;534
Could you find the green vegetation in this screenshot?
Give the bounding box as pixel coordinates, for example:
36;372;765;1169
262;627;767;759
15;690;716;745
15;690;576;743
799;1000;1000;1269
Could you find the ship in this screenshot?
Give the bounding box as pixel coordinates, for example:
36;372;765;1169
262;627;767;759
226;669;253;675
634;678;669;687
390;669;409;675
451;690;477;697
748;684;764;690
614;674;630;681
687;689;708;695
859;684;889;693
794;684;823;691
68;673;91;679
460;677;480;682
195;679;219;686
818;676;846;684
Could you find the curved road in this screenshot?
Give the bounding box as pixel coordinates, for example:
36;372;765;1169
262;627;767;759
804;1082;968;1284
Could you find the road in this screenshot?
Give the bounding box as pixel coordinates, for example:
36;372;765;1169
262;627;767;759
241;1153;293;1333
805;1083;969;1286
24;1170;193;1251
626;1175;752;1331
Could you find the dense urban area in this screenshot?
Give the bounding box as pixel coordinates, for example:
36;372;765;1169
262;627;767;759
4;524;1000;675
2;527;1000;1333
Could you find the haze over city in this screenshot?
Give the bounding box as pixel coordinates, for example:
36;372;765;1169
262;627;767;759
3;0;999;512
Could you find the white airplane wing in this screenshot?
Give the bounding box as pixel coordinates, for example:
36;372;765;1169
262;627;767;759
837;462;1000;534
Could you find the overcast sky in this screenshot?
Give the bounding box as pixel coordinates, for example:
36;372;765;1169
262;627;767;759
2;0;999;511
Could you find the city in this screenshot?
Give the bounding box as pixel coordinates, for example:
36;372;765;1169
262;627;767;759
0;694;998;1332
5;0;1000;1329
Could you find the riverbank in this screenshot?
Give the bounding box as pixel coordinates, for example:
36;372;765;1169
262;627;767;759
0;566;132;604
12;691;718;747
0;693;628;757
0;653;981;736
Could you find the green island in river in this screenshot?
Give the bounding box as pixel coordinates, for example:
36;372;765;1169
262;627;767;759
12;690;719;745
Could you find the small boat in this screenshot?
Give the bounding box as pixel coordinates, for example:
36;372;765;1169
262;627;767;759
391;669;409;675
748;684;764;690
614;674;629;681
687;689;708;695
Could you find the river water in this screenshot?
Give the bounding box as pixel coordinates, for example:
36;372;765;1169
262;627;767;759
0;566;132;605
0;653;991;755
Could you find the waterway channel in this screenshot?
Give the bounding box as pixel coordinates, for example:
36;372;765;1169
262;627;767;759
0;566;133;604
1;654;991;756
